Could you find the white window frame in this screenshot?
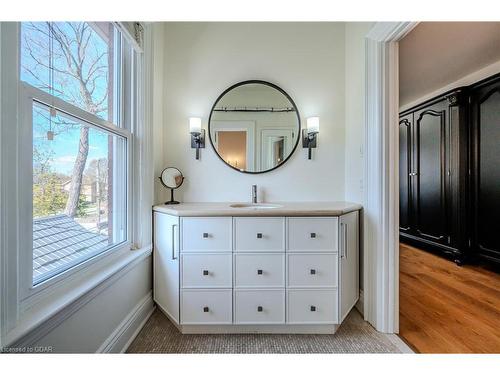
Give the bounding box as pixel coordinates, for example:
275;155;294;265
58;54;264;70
0;22;147;339
18;83;133;308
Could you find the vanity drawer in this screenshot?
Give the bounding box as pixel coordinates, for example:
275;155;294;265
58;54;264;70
287;289;338;324
181;253;232;288
287;253;338;288
234;217;285;252
234;253;285;288
181;289;232;324
234;289;285;324
181;217;232;252
288;217;338;252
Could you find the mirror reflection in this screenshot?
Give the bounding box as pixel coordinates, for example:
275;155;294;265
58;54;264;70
209;81;300;173
160;167;184;189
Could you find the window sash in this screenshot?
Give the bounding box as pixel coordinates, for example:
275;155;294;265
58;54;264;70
19;82;132;303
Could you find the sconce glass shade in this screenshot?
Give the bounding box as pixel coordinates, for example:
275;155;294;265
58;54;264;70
189;117;202;134
306;117;320;134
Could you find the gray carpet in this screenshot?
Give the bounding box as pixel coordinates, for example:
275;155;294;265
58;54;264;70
127;309;404;353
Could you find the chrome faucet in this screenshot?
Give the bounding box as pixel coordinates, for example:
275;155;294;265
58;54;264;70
252;185;257;204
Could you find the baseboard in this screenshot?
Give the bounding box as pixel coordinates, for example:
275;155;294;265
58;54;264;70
355;289;364;316
97;291;154;353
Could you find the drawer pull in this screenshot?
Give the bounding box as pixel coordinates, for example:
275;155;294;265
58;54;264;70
310;305;316;312
202;270;209;276
202;232;209;238
310;232;316;238
310;269;316;275
203;306;209;312
257;269;263;275
256;233;263;239
257;306;263;312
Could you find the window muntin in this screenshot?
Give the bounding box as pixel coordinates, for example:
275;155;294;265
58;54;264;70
32;101;127;285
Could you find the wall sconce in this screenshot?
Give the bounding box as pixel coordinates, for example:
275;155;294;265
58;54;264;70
189;117;205;160
302;117;319;160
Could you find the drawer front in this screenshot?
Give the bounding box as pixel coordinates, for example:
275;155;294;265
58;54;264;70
287;253;338;288
234;289;285;324
182;217;232;252
287;289;338;324
181;253;232;288
234;217;285;252
234;253;285;288
181;289;232;324
288;217;338;252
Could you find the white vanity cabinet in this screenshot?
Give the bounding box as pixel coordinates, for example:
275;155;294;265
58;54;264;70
153;206;359;334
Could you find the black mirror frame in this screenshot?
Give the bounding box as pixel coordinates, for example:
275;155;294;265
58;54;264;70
208;80;301;174
159;166;184;205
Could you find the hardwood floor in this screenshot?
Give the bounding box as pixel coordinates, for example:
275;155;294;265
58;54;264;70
399;243;500;353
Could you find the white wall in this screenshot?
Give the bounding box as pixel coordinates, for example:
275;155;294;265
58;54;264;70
344;22;373;297
344;22;373;204
161;22;346;203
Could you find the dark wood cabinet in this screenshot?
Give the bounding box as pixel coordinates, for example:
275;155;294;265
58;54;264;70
470;74;500;264
400;73;500;266
399;89;469;263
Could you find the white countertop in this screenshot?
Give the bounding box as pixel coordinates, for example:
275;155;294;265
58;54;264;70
153;201;362;217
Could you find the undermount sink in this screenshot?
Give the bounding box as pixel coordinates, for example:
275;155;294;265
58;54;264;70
230;203;282;209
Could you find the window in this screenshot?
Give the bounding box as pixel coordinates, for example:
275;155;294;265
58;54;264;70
20;22;134;286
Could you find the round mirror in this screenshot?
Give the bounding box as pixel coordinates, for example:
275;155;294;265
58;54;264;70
159;167;184;204
209;80;301;174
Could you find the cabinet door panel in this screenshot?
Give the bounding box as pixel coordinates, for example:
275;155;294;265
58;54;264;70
399;115;412;233
339;211;359;322
472;81;500;261
414;104;449;243
154;212;180;324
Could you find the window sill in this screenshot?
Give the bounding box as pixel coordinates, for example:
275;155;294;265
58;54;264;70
3;245;152;347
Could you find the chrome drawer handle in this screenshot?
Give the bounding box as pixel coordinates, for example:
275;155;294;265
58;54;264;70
310;232;316;238
257;269;263;275
202;232;209;238
203;306;209;312
256;233;263;239
203;270;209;276
257;306;263;312
310;269;316;275
310;306;316;312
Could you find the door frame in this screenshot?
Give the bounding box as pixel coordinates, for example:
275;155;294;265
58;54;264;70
363;22;418;333
210;120;256;171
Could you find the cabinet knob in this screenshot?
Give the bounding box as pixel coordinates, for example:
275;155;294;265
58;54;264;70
310;269;316;275
203;232;209;238
310;232;316;238
203;306;209;312
310;306;316;312
257;306;263;312
203;270;209;276
256;233;263;239
257;269;263;275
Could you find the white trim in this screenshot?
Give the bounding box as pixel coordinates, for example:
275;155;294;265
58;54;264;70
0;22;20;344
363;22;417;334
98;291;154;353
4;247;152;348
115;22;143;54
355;289;364;315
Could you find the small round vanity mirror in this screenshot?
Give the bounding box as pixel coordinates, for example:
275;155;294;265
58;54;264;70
209;80;301;174
159;167;184;205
